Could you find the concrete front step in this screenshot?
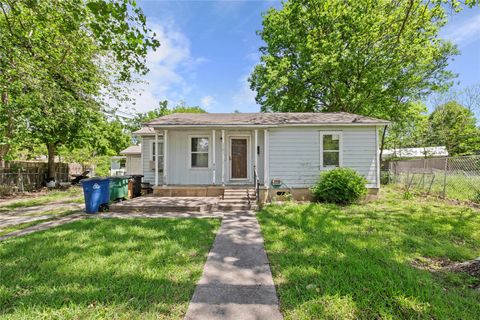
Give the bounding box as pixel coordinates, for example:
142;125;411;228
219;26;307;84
109;203;217;213
218;204;257;211
223;196;255;201
220;198;253;203
223;190;255;195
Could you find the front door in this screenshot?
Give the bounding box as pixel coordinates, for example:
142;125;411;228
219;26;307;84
231;138;248;179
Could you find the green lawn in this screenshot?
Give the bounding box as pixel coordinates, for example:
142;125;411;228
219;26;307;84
0;218;220;319
258;186;480;319
0;187;83;210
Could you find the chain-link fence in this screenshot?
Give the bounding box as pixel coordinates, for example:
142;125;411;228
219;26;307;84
383;155;480;203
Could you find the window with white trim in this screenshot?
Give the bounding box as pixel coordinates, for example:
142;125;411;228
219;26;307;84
320;132;342;168
151;141;164;167
191;137;209;168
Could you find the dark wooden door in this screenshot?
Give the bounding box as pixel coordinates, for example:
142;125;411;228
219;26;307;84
231;138;247;179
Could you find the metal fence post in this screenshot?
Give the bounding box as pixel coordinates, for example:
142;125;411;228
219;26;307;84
442;157;448;198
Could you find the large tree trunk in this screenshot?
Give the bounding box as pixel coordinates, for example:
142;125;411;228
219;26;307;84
47;143;56;181
0;91;12;161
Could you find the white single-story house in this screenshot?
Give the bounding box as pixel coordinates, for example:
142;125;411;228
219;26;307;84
133;112;389;201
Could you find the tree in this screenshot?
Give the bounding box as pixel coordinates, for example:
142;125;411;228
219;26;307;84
428;101;480;156
249;0;476;119
384;102;429;151
0;0;159;179
127;100;206;133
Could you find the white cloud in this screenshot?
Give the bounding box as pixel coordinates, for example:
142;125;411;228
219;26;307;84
232;73;259;111
200;95;217;109
444;13;480;47
127;20;206;113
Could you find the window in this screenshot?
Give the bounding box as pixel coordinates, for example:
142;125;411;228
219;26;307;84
320;132;342;168
190;137;209;168
151;141;164;167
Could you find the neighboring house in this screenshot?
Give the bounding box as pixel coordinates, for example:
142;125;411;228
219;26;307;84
133;112;389;201
110;145;142;176
383;146;448;159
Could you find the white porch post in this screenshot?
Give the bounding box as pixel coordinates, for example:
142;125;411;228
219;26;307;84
163;130;168;186
221;129;225;186
212;129;216;185
154;133;159;186
254;129;258;181
264;129;269;187
140;136;144;176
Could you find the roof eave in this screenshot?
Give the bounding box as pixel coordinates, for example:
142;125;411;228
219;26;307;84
145;122;390;128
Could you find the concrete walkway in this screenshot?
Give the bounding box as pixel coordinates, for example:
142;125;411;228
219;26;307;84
0;202;84;229
185;211;283;320
0;213;85;241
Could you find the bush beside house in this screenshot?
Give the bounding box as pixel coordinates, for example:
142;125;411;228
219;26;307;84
311;168;367;204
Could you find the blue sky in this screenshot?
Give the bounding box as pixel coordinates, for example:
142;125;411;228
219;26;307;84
130;0;480;114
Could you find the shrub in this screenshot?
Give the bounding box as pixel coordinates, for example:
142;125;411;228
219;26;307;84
311;168;367;204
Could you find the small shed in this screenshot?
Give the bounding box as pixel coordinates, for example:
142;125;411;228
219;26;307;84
120;145;142;175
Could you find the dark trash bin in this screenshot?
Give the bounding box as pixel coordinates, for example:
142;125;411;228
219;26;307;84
131;175;144;198
80;178;110;214
109;176;130;201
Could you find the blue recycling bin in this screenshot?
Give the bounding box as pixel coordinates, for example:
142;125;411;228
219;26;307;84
80;178;110;213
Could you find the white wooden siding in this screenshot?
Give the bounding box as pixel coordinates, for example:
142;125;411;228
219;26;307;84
269;126;378;188
141;136;163;185
141;129;265;185
126;155;142;175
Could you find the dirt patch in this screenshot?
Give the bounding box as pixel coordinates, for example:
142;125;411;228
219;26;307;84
0;189;49;204
412;257;480;290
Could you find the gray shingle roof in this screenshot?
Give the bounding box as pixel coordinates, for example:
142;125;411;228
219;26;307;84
120;145;141;155
144;112;389;127
133;127;156;135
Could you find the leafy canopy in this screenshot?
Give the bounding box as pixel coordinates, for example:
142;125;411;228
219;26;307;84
427;101;480;156
127;100;206;133
249;0;474;120
0;0;159;177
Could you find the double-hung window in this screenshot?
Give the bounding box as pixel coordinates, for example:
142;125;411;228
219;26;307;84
320;132;342;168
190;137;209;168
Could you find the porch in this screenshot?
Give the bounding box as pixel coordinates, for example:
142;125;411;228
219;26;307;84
141;128;269;188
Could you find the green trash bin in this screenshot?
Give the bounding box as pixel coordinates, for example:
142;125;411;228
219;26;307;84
109;176;130;201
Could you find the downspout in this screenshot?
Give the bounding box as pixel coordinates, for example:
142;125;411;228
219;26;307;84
379;125;388;162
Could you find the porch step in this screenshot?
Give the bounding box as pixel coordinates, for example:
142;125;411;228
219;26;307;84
217;203;258;211
219;188;257;211
223;195;255;200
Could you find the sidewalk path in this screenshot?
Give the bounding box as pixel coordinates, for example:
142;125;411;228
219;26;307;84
0;202;83;229
0;213;85;241
185;211;283;320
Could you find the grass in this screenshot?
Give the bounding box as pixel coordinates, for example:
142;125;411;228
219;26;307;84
0;218;220;319
0;187;83;209
393;172;480;202
258;186;480;319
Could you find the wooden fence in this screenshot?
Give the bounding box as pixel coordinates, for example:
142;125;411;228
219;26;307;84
0;161;83;194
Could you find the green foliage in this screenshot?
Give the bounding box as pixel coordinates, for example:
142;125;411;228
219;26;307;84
0;0;159;176
384;101;429;150
127;100;206;133
249;0;464;120
428;101;480;155
311;168;367;204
